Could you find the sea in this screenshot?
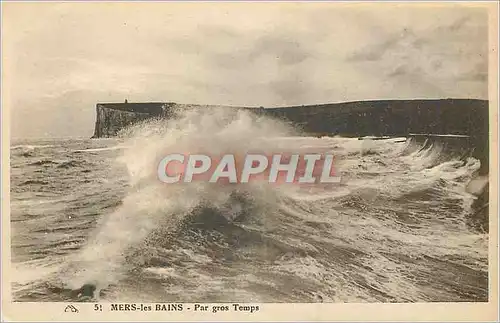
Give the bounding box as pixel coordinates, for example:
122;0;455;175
9;107;489;303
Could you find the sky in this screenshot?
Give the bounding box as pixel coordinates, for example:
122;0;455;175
2;2;490;139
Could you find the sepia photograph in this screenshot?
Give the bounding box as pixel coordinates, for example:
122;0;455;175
1;1;498;321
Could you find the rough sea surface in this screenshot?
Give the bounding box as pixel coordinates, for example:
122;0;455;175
10;108;488;303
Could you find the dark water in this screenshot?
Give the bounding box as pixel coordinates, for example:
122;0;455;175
10;134;488;303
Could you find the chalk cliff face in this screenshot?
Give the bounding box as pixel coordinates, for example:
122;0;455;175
92;102;175;138
92;105;148;138
91;102;240;138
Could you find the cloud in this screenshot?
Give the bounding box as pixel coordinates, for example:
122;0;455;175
458;60;488;82
347;32;404;62
3;3;490;138
342;11;488;99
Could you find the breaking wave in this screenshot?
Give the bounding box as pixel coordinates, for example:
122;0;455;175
11;106;489;303
62;107;306;293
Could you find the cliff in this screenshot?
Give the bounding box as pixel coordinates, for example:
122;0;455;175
91;98;490;232
92;99;488;165
263;99;488;138
93;99;488;137
91;102;176;138
260;99;489;174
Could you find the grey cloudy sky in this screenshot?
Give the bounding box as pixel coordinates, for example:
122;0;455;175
3;3;490;139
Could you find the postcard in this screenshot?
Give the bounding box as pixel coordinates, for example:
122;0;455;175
1;1;498;321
